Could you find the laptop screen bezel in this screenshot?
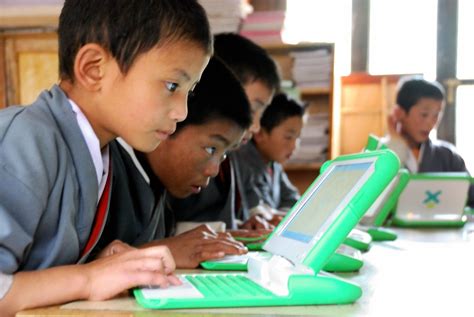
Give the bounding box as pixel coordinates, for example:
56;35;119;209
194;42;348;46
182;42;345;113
263;157;377;266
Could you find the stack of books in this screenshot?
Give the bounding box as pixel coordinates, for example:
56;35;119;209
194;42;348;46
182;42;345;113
199;0;250;34
287;112;329;164
291;49;332;89
239;10;286;45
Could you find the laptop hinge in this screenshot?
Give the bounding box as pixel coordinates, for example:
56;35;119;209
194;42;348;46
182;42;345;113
247;254;314;296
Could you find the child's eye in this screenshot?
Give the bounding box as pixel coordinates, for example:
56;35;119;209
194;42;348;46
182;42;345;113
205;146;217;156
165;82;179;92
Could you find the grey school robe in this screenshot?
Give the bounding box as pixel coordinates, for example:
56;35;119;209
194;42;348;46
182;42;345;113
234;141;300;210
89;141;166;257
385;137;474;207
418;139;474;207
0;85;98;273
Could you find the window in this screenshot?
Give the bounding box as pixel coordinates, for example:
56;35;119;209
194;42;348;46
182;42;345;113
457;0;474;79
369;0;438;80
283;0;352;75
455;86;474;172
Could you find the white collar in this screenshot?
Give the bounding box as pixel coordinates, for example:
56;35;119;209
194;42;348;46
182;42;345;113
116;138;150;184
68;99;110;199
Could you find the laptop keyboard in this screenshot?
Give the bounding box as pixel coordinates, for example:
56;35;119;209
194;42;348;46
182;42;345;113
186;274;275;298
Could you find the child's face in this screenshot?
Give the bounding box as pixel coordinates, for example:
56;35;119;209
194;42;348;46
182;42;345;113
98;41;210;152
399;97;443;145
146;120;244;198
254;116;303;164
241;80;274;145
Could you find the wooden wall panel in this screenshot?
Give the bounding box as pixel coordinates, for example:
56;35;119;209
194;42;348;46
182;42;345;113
18;52;58;104
339;73;404;155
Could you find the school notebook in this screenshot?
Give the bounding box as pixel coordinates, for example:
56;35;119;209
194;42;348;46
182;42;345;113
391;172;472;227
134;150;400;309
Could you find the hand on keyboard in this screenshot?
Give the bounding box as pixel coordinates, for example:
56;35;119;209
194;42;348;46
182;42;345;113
142;224;248;268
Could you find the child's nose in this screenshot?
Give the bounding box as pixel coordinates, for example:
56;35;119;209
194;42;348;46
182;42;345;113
204;160;220;178
171;96;188;122
290;139;297;151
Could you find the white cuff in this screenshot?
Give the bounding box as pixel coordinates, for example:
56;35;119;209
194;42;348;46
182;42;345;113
0;273;13;299
249;204;278;220
174;221;226;236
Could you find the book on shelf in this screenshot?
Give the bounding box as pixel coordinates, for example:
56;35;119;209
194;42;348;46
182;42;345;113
239;10;286;45
291;48;332;89
287;112;329;164
199;0;250;34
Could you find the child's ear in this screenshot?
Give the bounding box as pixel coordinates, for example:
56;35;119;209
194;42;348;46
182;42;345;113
73;43;108;91
393;105;406;120
253;130;265;143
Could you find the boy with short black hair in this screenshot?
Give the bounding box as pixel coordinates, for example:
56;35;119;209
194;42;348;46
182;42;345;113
0;0;211;314
236;93;305;225
96;57;252;269
168;33;281;233
383;77;474;206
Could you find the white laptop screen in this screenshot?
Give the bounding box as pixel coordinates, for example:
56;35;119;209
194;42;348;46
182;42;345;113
396;178;470;221
265;159;375;265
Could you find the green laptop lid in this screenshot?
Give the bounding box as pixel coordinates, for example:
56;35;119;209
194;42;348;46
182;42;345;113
359;168;410;227
364;134;388;151
264;150;400;273
392;172;472;227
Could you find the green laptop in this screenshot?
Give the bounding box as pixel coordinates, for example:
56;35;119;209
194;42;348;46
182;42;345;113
358;169;410;241
134;150;400;309
343;228;372;251
391;172;472;227
358;134;401;241
216;226;365;272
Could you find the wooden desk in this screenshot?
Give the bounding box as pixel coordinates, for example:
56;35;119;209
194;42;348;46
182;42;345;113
18;223;474;317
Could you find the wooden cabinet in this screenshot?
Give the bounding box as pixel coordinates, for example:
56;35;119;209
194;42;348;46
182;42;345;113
339;73;407;155
262;43;336;193
0;29;59;108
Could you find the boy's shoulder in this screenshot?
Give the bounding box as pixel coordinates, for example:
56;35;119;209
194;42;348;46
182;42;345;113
0;86;70;143
233;142;265;169
234;141;259;160
0;86;82;183
428;138;459;155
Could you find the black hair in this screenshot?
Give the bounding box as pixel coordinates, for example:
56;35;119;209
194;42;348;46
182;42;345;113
214;33;280;92
396;77;445;112
58;0;212;81
260;93;305;132
175;57;252;134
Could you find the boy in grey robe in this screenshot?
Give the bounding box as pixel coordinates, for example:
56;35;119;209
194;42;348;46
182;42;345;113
0;0;212;314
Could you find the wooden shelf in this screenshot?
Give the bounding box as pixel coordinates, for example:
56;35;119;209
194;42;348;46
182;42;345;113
0;5;61;28
300;87;331;95
260;42;334;193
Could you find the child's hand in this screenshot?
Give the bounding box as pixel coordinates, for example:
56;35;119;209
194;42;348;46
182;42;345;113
268;214;284;227
144;225;247;269
95;240;134;259
239;215;274;230
227;228;272;241
83;246;179;301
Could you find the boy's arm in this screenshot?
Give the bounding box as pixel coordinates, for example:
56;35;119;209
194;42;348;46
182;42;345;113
0;246;179;317
278;167;300;210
